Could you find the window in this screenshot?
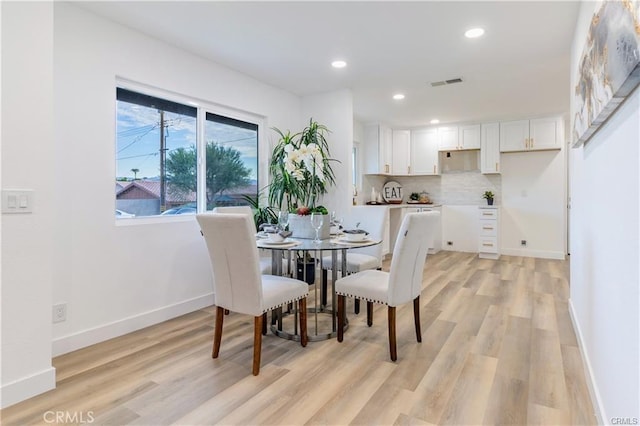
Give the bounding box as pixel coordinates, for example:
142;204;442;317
115;86;259;218
204;113;258;210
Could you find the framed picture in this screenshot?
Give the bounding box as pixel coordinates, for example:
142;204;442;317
573;0;640;147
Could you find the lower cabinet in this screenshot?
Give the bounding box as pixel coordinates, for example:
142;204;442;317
478;206;500;259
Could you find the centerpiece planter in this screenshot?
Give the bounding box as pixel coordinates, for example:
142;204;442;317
288;213;330;240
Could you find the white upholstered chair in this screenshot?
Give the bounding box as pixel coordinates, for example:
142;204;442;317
335;211;439;361
321;206;388;311
212;205;253;215
196;213;308;375
212;205;274;275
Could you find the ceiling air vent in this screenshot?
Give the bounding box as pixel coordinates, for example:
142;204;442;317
430;77;463;87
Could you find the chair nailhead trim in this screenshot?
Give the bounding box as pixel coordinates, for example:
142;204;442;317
335;292;385;305
263;295;307;314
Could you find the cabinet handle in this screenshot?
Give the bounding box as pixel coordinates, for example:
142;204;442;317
433;165;436;174
385;164;389;173
495;162;499;172
482;212;493;216
530;138;534;148
482;243;494;247
408;166;410;174
482;226;494;230
525;138;529;148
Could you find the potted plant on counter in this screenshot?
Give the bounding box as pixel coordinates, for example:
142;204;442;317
483;190;495;205
268;119;338;239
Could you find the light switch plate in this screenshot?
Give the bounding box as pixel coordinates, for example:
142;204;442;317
2;189;34;213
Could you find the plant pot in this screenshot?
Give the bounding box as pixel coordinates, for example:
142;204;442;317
288;213;330;239
487;198;494;205
296;259;315;285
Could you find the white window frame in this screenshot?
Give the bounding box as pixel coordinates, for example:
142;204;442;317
115;78;265;226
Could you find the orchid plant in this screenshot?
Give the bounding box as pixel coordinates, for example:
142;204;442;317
268;119;337;214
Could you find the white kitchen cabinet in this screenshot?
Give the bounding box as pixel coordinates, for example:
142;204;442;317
459;124;481;149
364;124;393;174
441;205;479;253
392;130;411;175
478;206;500;259
481;122;500;174
437;126;459;151
500;116;563;152
410;128;439;175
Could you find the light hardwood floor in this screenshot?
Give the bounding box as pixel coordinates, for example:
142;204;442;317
1;252;597;425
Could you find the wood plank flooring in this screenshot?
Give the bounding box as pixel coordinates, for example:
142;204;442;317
0;252;597;425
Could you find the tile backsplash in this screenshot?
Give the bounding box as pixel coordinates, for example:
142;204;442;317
362;171;501;205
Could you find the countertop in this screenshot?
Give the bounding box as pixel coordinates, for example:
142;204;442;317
362;203;442;208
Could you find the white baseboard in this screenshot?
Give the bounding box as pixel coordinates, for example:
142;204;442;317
52;293;214;357
500;247;565;260
0;367;56;409
568;299;606;425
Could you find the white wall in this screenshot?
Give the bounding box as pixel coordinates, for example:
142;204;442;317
2;2;303;407
501;148;567;259
50;3;301;354
569;1;640;423
301;90;354;216
1;2;57;408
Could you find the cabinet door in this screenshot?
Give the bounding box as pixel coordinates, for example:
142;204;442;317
529;117;561;150
500;120;529;152
410;128;439;175
380;125;393;174
481;123;500;174
437;126;459;151
391;130;410;175
459;124;481;149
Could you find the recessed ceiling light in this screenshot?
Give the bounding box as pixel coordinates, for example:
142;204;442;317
465;28;485;38
331;60;347;68
430;119;440;124
393;93;405;100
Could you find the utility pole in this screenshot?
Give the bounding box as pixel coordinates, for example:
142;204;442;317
159;110;167;212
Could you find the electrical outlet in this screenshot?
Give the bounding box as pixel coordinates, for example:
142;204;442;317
53;303;67;323
447;241;453;246
521;240;527;246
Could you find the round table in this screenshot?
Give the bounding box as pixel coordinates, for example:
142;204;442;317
257;236;381;341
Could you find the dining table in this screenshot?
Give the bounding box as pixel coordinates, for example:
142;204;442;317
257;234;381;342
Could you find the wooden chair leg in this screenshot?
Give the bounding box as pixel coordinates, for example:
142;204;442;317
253;315;263;376
367;301;374;326
413;296;422;342
337;295;346;342
299;298;308;347
213;306;224;358
262;312;268;335
354;298;360;314
388;306;397;361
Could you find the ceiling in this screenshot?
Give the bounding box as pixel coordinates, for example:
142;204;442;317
77;1;580;128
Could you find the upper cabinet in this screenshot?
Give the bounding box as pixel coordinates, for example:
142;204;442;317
459;124;481;150
364;124;393;174
437;124;480;151
410;128;439;175
437;126;459;150
365;124;439;176
391;130;411;175
481;123;500;174
500;116;563;152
